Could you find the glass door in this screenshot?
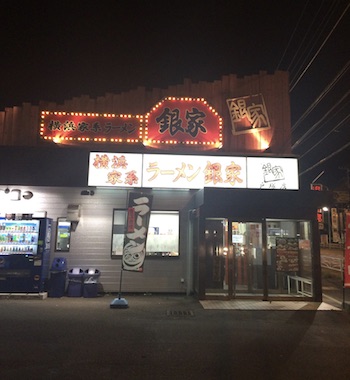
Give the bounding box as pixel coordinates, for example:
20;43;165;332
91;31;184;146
204;218;314;299
204;218;229;297
204;219;263;298
266;219;313;297
232;222;263;296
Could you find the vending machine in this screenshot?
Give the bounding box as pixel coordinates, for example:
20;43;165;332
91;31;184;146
0;216;52;293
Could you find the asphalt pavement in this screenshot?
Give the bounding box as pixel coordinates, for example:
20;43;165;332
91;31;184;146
321;247;348;308
1;293;350;380
0;248;349;380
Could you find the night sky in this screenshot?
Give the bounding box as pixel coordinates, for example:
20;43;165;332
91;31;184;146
2;0;350;190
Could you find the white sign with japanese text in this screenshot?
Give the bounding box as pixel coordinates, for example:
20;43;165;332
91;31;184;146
247;157;299;190
88;152;143;187
142;154;247;189
88;152;299;190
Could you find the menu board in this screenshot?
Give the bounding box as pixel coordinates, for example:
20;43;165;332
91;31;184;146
275;237;299;272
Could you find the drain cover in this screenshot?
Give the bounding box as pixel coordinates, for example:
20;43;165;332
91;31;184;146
166;310;194;317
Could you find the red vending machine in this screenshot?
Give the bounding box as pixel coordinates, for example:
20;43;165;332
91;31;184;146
0;215;52;293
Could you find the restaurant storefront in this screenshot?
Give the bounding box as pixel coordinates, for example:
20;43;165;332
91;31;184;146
0;71;326;301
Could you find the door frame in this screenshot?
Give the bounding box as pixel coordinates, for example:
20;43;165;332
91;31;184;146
204;217;267;300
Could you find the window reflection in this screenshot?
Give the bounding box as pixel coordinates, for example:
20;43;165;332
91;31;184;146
55;218;71;252
111;210;179;257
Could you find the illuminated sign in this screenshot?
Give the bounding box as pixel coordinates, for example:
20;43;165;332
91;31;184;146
40;111;142;144
310;183;323;191
88;152;299;190
142;154;246;189
88;153;143;187
40;97;222;149
227;94;271;135
247;157;299;190
145;97;222;148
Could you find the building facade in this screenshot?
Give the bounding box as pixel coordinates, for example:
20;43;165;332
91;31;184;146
0;71;325;300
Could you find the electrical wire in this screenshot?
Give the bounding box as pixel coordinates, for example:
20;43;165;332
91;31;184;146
289;1;338;88
292;90;350;150
299;141;350;176
290;2;350;92
292;60;350;132
276;1;345;153
275;0;310;71
286;0;325;73
298;98;350;145
275;1;350;181
299;113;350;159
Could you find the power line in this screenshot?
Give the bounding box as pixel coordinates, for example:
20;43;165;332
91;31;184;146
299;113;350;159
290;2;350;92
294;97;350;145
292;59;350;132
289;0;336;84
296;101;349;145
275;0;310;71
299;141;350;176
292;90;350;150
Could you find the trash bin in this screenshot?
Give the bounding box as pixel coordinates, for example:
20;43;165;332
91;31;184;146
48;257;67;298
67;268;84;297
83;268;100;298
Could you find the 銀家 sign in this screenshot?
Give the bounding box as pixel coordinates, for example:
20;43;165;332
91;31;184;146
227;94;271;135
145;97;222;148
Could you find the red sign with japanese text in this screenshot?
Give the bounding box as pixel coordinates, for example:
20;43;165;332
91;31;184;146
145;97;222;148
344;212;350;288
40;111;141;143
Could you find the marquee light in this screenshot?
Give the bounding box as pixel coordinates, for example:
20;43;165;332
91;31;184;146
41;97;220;151
40;97;224;150
145;97;222;149
40;111;142;144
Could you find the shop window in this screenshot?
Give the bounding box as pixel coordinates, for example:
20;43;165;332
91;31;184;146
266;219;313;297
111;210;179;258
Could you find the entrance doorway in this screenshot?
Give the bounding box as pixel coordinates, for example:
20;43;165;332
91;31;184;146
204;218;315;300
204;218;263;298
232;221;263;296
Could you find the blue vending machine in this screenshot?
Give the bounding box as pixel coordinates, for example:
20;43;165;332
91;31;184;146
0;216;52;293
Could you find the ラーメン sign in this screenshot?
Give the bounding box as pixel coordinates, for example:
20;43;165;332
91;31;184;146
122;192;153;272
88;152;299;190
